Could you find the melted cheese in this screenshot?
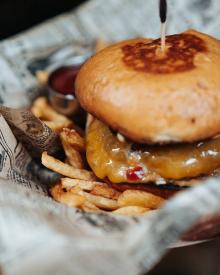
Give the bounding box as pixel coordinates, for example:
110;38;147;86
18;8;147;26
86;119;220;183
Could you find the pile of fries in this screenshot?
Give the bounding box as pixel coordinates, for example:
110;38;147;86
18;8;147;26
32;97;165;216
31;40;165;216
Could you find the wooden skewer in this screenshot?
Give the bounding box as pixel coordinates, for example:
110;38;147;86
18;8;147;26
160;22;166;52
95;38;108;52
159;0;167;52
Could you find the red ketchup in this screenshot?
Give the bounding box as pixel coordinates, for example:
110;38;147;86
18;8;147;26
49;65;82;95
126;166;145;181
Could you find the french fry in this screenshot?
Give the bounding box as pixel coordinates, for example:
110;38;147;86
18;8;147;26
118;190;165;209
51;183;85;207
90;185;121;200
31;104;43;118
113;206;151;216
32;97;72;124
32;97;73;133
42;152;96;180
61;178;105;191
95;38;108;52
50;182;63;199
80;191;119;210
36;70;49;85
60;128;85;168
61;142;84;169
60;128;85;152
80;201;103;213
71;188;118;210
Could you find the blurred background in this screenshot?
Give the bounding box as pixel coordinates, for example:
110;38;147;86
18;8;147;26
149;238;220;275
1;0;220;40
0;0;220;39
0;0;88;38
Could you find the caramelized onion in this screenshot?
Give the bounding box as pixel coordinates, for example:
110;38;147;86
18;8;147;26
86;119;220;183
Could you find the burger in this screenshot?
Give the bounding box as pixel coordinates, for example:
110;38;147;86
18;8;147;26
75;29;220;240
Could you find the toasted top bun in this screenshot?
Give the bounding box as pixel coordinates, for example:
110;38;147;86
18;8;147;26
75;29;220;143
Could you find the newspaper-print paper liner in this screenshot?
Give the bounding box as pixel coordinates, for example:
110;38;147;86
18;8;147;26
0;115;44;193
1;176;220;275
0;0;220;274
0;110;60;192
0;106;61;159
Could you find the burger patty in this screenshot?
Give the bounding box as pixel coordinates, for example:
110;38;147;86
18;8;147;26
108;182;185;199
106;175;213;199
86;119;220;184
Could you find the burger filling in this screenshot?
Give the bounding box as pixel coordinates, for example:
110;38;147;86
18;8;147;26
86;119;220;184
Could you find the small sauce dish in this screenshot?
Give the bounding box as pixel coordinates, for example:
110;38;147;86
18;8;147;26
47;60;84;117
